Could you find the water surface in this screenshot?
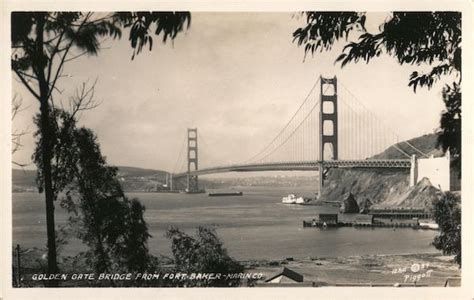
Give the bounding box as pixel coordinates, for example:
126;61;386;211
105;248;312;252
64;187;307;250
12;186;438;260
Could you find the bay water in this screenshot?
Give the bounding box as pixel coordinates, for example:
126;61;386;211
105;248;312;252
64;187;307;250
12;186;438;261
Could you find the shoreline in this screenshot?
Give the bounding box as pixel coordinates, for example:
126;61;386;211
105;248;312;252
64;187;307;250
14;248;460;287
243;252;461;286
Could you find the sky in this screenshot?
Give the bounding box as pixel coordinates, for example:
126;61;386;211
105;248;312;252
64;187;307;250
12;12;449;173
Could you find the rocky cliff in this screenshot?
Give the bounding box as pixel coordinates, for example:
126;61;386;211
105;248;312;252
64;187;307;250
319;134;445;210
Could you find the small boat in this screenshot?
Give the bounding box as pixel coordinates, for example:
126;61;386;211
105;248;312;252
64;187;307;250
282;194;297;204
282;194;307;204
419;222;439;230
295;197;305;204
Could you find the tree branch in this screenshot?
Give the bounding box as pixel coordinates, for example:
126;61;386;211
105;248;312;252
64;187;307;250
69;79;101;120
46;29;66;84
47;13;93;102
13;69;41;100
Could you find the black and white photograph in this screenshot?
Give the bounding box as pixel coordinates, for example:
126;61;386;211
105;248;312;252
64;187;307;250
1;1;473;299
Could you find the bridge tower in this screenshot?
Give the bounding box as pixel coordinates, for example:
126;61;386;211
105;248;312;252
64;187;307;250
186;128;200;193
319;76;338;192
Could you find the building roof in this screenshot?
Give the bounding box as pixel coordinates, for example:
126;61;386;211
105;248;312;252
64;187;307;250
265;267;304;283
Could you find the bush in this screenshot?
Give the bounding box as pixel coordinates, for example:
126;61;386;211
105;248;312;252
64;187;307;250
432;192;461;267
166;226;244;287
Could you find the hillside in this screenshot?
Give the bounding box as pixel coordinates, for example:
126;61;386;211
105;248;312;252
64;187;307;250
319;133;446;210
12;169;37;192
12;165;318;192
12;166;169;192
371;133;443;159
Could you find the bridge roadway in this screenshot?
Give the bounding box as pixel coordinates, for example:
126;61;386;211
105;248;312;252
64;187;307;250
173;159;412;177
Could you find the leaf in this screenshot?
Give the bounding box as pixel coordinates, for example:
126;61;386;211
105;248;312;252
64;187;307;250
335;52;347;63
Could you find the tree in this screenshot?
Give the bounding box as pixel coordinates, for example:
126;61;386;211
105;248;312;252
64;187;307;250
34;107;155;279
166;226;244;287
293;12;461;169
432;192;461;266
11;12;190;280
65;126;154;275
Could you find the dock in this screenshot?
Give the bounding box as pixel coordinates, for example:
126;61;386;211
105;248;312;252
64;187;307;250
303;220;436;229
369;208;432;219
303;212;437;230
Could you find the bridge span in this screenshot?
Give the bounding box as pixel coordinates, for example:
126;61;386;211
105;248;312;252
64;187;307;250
173;159;412;178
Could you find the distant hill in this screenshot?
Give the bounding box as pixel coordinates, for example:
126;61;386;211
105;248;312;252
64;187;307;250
371;133;444;159
12;134;450;199
12;169;37;192
116;166;167;178
12;166;169;192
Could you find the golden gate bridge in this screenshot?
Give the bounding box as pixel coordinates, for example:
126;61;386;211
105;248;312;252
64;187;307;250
169;76;429;193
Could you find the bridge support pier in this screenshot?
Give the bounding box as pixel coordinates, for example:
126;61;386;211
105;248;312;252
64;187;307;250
186;174;199;193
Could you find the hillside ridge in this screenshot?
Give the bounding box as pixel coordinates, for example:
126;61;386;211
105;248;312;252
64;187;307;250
320;133;446;210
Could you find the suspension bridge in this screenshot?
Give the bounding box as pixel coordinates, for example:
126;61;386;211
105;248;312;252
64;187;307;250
168;76;429;193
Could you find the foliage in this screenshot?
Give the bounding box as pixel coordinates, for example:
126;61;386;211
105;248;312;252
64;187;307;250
32;109;78;199
11;11;190;277
437;83;461;173
33;108;155;275
113;12;191;59
293;12;462;167
166;226;244;287
11;12;190;73
293;12;364;57
65;126;154;274
294;12;460;88
432;192;461;267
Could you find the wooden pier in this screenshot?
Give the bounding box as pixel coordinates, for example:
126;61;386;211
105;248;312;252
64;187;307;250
303;212;437;230
303;220;436;230
369;208;432;219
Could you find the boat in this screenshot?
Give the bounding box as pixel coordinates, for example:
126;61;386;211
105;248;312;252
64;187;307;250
208;191;243;197
282;194;297;204
419;222;439;230
282;194;308;204
295;197;305;204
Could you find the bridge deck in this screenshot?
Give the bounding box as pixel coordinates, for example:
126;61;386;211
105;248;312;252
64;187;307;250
174;159;411;177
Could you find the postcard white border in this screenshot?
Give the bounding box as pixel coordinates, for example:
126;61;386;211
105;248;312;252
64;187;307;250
1;1;473;299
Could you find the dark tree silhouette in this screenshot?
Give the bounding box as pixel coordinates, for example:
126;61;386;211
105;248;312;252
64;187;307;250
166;226;244;287
432;192;461;266
293;12;461;170
65;126;154;275
11;12;190;283
34;108;155;278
